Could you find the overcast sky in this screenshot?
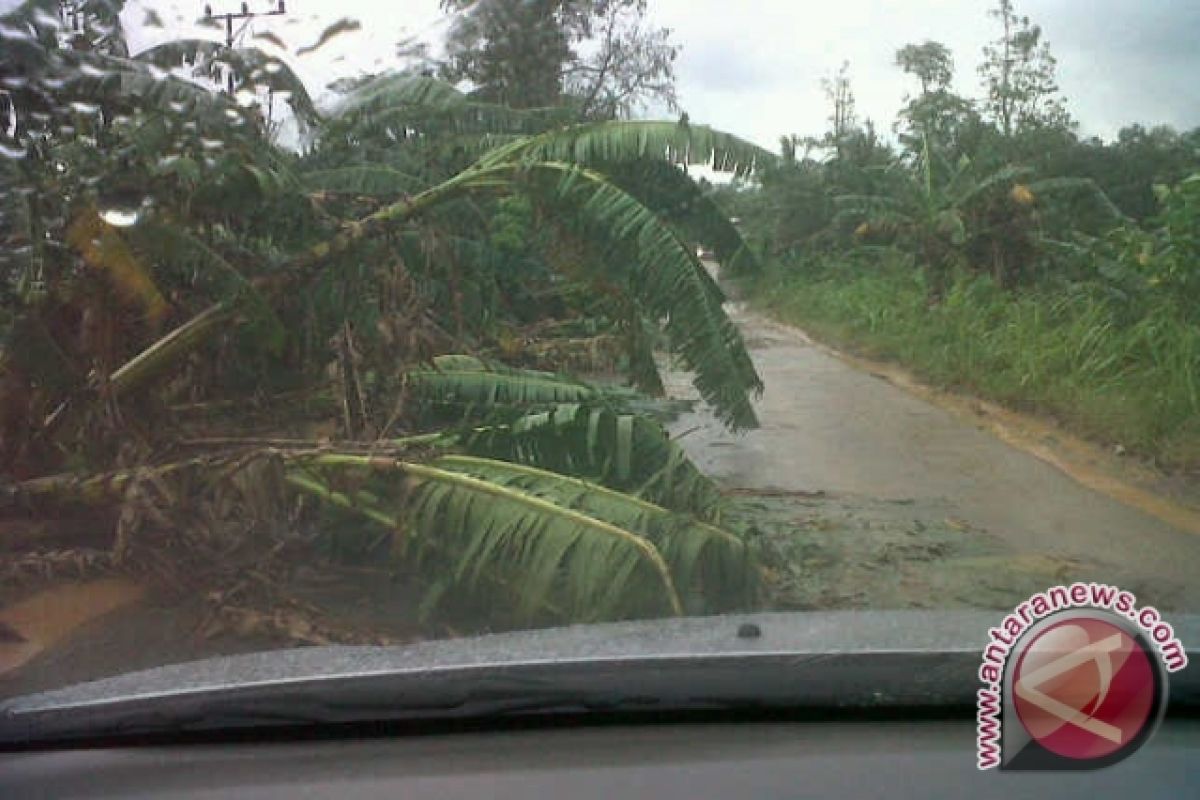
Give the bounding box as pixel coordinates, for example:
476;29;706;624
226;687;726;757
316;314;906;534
8;0;1199;149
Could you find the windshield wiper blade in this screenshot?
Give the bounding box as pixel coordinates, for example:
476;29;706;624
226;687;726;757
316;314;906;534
1;655;845;745
4;611;1198;746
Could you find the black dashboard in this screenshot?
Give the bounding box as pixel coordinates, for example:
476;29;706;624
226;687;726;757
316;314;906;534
3;611;1198;798
4;717;1199;799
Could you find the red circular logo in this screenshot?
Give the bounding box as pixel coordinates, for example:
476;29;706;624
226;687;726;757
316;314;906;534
1012;617;1157;760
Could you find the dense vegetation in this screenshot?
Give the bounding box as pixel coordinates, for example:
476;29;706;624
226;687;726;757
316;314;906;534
719;0;1200;470
0;0;767;637
3;0;1196;650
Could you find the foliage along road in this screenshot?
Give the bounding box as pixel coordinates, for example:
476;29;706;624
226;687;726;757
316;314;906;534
665;265;1200;612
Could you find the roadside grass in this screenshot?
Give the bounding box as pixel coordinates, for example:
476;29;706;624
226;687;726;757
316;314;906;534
744;257;1200;472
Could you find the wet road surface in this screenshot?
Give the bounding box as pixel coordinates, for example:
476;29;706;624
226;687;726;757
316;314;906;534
665;289;1200;611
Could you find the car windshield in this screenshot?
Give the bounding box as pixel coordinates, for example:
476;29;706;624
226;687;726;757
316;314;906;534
1;0;1198;709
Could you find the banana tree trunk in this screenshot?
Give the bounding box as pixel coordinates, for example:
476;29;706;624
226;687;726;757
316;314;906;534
109;304;232;397
1;454;224;509
101;169;490;402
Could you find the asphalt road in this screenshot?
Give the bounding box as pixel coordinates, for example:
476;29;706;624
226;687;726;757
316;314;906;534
664;287;1200;612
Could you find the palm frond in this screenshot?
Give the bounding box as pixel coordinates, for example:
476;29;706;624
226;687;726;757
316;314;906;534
331;99;569;142
453;402;726;521
507;161;762;429
487;121;774;177
133;39;319;129
325;73;568;144
58;50;243;127
407;354;603;407
1028;177;1129;222
332;73;469;114
301;165;424;196
603;159;760;274
125;221;285;349
432;456;757;613
400;460;683;622
952;164;1034;207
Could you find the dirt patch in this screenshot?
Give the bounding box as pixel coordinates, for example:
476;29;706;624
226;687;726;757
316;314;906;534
0;566;434;699
0;579;145;680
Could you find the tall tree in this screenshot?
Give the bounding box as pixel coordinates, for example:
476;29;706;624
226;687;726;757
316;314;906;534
896;41;953;97
821;61;857;160
978;0;1071;138
563;1;679;120
894;41;978;160
440;0;574;108
439;0;678;117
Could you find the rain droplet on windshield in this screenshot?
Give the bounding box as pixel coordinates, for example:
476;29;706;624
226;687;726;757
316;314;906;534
0;23;35;42
99;207;142;228
99;195;153;228
295;18;362;56
31;9;64;30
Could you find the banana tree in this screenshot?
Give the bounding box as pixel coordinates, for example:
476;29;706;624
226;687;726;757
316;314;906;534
4;4;770;438
133;38;320;138
1;3;769;631
836;134;1123;291
118;109;771;429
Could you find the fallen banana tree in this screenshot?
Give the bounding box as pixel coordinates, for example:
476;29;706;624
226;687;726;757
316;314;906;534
429;456;755;612
403;356;727;521
71;122;767;439
290;452;757;623
1;34;774;643
4;442;759;627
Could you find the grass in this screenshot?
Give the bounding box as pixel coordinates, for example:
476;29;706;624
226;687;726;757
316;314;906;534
744;256;1200;472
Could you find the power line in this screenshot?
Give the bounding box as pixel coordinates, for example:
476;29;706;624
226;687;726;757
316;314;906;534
203;2;288;91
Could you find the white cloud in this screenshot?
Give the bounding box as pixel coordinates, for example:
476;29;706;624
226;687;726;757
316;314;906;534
653;0;1200;147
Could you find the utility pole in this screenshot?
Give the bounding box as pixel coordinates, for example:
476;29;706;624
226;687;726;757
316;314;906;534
203;1;288;93
58;1;90;50
58;1;83;32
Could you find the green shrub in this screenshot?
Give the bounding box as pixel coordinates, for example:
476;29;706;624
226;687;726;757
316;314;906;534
746;253;1200;469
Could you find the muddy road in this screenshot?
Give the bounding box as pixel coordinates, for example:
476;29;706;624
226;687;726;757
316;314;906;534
664;275;1200;612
